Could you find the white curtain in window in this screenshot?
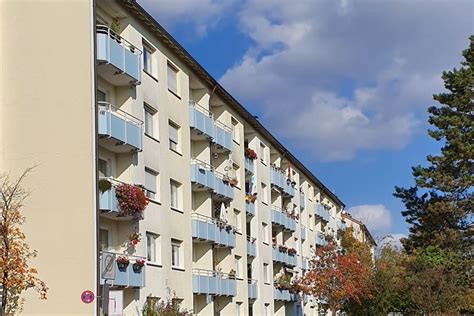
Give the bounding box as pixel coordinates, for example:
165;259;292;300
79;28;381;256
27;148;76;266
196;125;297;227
167;64;178;94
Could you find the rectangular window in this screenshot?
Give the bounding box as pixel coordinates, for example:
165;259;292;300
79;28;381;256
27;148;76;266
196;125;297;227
262;222;269;244
144;104;158;138
97;89;107;102
259;143;267;164
143;41;156;77
146;232;159;263
98;158;110;178
171;239;182;268
99;228;109;251
261;183;268;204
170;179;181;209
145;168;159;200
264;304;270;316
167;62;178;95
235;255;242;279
263;263;270;284
234;209;242;232
231;118;239;143
309;214;314;230
236;302;242;316
168;121;180;152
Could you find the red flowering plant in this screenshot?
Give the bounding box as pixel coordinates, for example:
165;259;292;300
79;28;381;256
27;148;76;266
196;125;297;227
245;148;258;160
287;248;297;256
115;183;148;220
133;258;146;271
128;232;142;247
116;256;130;269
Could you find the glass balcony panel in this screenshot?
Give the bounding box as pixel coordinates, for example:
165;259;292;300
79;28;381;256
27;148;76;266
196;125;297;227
189;103;214;139
245;202;255;216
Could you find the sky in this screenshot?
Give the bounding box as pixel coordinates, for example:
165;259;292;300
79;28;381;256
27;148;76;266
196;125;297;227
138;0;473;242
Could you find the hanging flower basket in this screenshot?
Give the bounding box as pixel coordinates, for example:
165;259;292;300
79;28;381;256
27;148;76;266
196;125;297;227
229;178;238;187
116;256;130;270
115;183;148;220
128;232;142;247
288;248;297;256
133;258;146;271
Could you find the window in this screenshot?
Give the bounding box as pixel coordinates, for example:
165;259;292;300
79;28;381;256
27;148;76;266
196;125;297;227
168;121;180;152
261;183;268;204
231;118;240;143
235;255;242;279
236;302;242;316
309;214;314;230
97;89;107;102
170;179;181;210
167;62;179;95
146;232;160;263
233;164;241;189
234;209;242;232
144;104;158;138
171;239;182;268
143;41;156;77
259;143;267;164
263;263;270;284
145;168;159;200
98;158;110;177
264;304;270;316
99;228;109;251
262;222;269;244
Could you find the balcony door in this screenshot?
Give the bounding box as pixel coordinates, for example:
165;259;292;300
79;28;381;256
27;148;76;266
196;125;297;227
97;89;106;102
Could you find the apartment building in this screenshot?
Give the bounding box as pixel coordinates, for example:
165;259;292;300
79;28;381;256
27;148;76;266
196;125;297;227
342;213;377;258
1;0;346;315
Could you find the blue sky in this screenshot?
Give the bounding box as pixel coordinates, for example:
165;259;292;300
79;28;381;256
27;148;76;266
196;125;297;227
139;0;473;241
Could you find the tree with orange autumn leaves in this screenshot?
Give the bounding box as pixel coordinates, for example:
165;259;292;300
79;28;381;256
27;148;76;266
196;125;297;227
0;168;47;315
295;239;372;315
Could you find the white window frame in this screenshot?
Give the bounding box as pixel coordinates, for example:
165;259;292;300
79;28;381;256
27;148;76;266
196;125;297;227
144;104;158;139
171;239;182;268
231;117;240;143
167;61;179;95
262;222;269;244
168;121;180;153
170;179;181;210
234;209;242;233
263;263;270;284
261;183;268;204
142;40;156;78
146;232;160;264
145;167;159;201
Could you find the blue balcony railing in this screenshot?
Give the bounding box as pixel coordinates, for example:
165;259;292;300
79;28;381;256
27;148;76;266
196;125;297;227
96;25;141;85
273;286;298;301
189;102;214;140
244;157;254;174
315;233;327;246
100;252;145;287
98;102;143;152
190;160;215;191
271;206;296;232
337;219;346;231
272;247;288;264
247;236;256;257
287;254;297;267
245;202;255;217
214;172;234;200
314;203;330;222
248;280;258;299
191;214;236;248
192;269;236;296
214;120;232;152
270;167;295;197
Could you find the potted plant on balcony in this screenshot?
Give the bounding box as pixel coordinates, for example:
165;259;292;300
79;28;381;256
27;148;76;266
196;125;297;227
128;232;142;247
116;256;130;270
229;269;236;279
98;179;112;193
133;258;145;272
287;248;297;256
245;148;257;160
115;183;149;220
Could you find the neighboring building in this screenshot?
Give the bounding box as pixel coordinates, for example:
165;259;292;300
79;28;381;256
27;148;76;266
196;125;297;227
1;0;346;315
342;213;377;257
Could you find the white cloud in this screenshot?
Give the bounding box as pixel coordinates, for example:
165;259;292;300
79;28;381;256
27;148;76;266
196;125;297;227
138;0;236;36
379;233;407;250
347;204;392;234
220;0;472;161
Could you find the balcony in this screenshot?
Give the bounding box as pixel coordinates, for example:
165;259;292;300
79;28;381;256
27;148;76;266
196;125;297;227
273;286;297;302
100;252;145;288
214;171;234;200
213;120;232;153
247;236;256;257
248;280;258;300
314;203;330;222
301;225;306;241
98;102;143;153
302;257;309;270
244;157;254;174
190;159;215;192
191;214;236;248
300;192;305;209
189;101;214;140
270;167;295;197
271;206;296;232
287;254;297;267
272;247;296;266
315;233;327;246
245;202;255;217
192;269;236;297
96;25;141;86
99;178;145;220
337;219;346;232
